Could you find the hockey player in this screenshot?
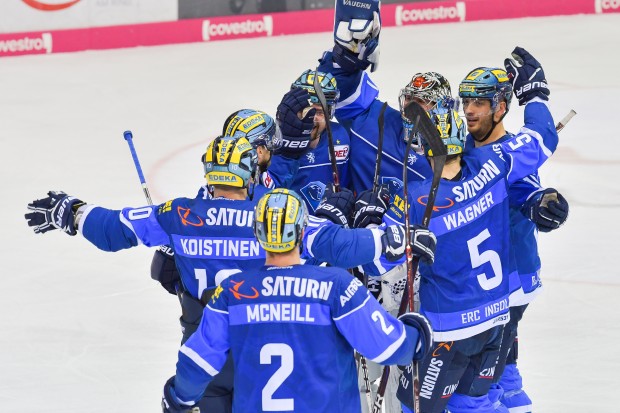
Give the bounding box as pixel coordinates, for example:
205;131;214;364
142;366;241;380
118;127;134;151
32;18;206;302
161;188;435;413
459;50;570;412
316;0;446;196
366;47;560;413
269;69;351;214
25;134;437;411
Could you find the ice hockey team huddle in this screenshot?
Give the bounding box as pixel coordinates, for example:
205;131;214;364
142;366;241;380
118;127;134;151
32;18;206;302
25;1;570;412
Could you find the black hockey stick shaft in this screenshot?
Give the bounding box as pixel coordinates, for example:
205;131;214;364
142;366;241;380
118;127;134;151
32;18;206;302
372;102;389;192
313;71;340;192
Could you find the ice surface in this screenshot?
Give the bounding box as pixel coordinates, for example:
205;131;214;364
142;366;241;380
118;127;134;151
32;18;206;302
1;13;618;412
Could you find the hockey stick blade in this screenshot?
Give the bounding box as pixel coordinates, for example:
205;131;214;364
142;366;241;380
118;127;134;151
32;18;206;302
313;71;340;192
403;102;448;159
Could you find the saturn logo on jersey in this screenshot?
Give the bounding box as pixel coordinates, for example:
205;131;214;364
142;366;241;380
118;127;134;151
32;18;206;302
229;280;260;300
178;206;204;227
432;341;453;357
417;196;455;211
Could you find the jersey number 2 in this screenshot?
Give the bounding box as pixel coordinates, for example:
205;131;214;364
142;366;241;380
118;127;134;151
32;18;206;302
261;343;294;411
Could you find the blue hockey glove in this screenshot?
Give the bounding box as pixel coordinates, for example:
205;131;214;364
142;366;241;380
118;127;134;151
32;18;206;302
353;184;390;228
151;246;180;295
25;191;85;236
381;224;436;264
162;377;195;413
504;46;550;105
528;188;569;232
333;0;381;72
314;186;355;228
276;88;315;159
399;312;433;361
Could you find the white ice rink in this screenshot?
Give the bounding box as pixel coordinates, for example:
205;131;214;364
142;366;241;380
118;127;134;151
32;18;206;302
1;12;619;413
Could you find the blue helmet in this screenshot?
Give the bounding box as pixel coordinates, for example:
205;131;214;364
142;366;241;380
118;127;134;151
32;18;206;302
458;67;513;111
421;107;466;157
291;69;340;118
222;109;282;151
253;188;308;253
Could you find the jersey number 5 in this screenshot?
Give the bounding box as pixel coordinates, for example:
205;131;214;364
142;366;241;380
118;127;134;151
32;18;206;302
467;228;503;290
261;343;294;411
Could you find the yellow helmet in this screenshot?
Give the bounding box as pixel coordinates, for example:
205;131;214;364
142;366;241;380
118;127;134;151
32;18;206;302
253;189;308;253
202;134;257;188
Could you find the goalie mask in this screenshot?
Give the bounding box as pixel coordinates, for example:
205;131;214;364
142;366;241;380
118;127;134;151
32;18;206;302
291;69;340;119
202;134;258;188
253;189;308;253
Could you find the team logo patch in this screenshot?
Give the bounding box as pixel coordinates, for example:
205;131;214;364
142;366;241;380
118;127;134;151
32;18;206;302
417;196;455;211
177;206;204;227
229;280;260;300
300;181;326;214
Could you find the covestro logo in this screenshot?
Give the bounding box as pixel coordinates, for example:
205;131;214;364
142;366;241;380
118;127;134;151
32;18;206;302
0;33;52;55
395;2;466;25
22;0;82;11
202;16;273;41
595;0;620;12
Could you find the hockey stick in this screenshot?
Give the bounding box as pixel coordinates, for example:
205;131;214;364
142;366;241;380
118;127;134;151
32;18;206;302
371;102;447;413
556;109;576;132
372;102;389;192
313;71;341;192
123;130;153;205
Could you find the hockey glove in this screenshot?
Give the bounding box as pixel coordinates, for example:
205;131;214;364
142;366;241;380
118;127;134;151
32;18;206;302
528;188;569;232
25;191;85;236
151;246;180;295
381;224;437;264
334;0;381;72
162;377;195;413
276;88;315;159
399;312;433;361
504;46;550;105
314;186;355;228
353;184;390;228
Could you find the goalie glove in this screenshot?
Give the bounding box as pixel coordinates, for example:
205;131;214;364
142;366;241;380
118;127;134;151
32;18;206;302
25;191;85;236
333;0;381;72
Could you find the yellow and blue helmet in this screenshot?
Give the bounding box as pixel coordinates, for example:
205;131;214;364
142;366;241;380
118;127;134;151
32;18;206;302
253;188;308;253
458;67;513;111
291;69;340;117
202;133;258;188
222;109;282;151
422;107;466;157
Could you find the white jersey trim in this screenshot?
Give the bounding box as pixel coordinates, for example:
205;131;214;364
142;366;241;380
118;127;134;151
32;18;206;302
370;228;384;261
333;295;371;321
431;312;510;342
179;344;220;377
371;328;407;364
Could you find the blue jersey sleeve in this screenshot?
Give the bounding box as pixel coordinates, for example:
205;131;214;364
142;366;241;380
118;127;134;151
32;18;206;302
498;100;558;186
303;216;383;268
79;204;168;251
331;272;417;366
174;284;231;404
317;50;379;123
508;174;543;209
262;156;301;189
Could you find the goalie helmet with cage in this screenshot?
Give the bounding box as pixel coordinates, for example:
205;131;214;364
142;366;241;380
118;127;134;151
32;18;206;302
291;69;340;118
222;109;283;152
458;67;513;111
399;72;455;141
253;188;309;253
421;107;466;157
202;133;258;188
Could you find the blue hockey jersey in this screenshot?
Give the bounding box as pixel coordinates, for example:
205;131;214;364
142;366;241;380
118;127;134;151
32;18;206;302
78;190;383;300
268;123;351;214
318;51;432;195
466;134;544;306
367;100;558;341
172;264;421;412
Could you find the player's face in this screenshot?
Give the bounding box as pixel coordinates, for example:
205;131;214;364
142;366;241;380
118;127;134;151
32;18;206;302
310;103;325;145
462;98;494;138
256;146;271;169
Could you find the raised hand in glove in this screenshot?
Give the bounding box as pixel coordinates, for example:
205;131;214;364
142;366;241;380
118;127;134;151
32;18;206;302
382;224;437;264
333;0;381;72
276;88;315;159
314;186;355;228
353;184;390;228
504;46;550;105
399;312;434;361
162;377;195;413
25;191;85;235
528;188;569;232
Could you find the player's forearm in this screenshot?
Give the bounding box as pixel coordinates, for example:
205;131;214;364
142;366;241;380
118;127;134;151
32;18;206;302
79;206;140;251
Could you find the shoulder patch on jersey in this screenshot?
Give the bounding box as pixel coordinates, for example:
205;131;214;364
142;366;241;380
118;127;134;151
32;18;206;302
158;200;173;214
340;277;364;307
211;284;224;304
